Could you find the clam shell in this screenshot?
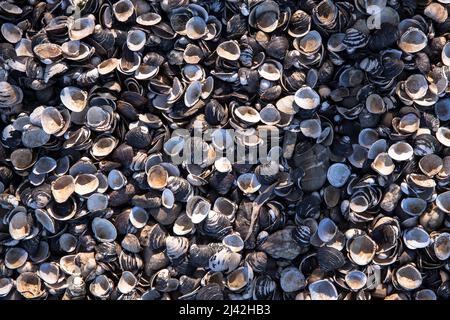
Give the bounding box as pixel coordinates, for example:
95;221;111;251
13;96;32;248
51;175;75;203
127;29;146;52
345;270;367;291
433;232;450;261
74;174;99;195
309;279;338;300
348;235;376;266
280;266;305;292
403;227;430;249
327;163;351;188
60;87;88;112
92;217;117;242
317;247;345;272
371;152;395;175
118;271;137;294
147;165;168;190
9;211;31;240
398;28;427;53
388;142;414;162
294;86;320;110
38;262;60;285
129;206;149;229
5;247;28;269
16;272;44;299
216;40;240;61
394;264;422;290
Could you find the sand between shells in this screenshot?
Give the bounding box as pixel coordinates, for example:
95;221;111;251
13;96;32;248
0;0;449;300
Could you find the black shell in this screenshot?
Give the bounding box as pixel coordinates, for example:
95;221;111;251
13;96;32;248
317;247;345;273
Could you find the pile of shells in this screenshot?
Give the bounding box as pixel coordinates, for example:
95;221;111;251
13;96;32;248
0;0;449;301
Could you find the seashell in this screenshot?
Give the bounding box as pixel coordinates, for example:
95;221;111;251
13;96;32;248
33;43;63;64
59;233;77;253
38;262;60;285
127;30;146;52
317;247;345;272
9;211;31;240
405;74;428;100
327;163;351;188
137;12;161;26
222;234;244;253
398;28;427;53
0;277;13;297
209;248;241;273
195;283;223;300
163;136;185;158
60;87;88;112
216;40;240;61
186;16;207;40
280;266;305;293
92;217;117;243
419;154;442;177
300;119;321;139
161;189;175;209
348;235;377;266
442;42;450;67
436;191;450;213
186;196;210;224
345;270;367;291
388;142;413;162
433;232;450;261
436;127;450;147
294;86;320;110
129;206;149;229
259;104;281;126
258;61;282;81
343;28;368;50
33;157;57;175
107;169;127;190
173;213;194;236
226;265;253;291
118;271;137;294
51;175;75;204
16;272;44;299
317;218;338;243
69;16;95;40
371;152;395;176
147;165;168;190
415;289;437;301
365;94;386;114
403;227;430;249
234;106;261;125
113;0;135;22
248;0;280;33
74;174;99;195
237;173;261;194
121;234;141;253
5;247;28;269
434;98;450;121
425;3;448;23
90;275;113;299
1;23;22;44
309;279;338;300
289;10;311;38
393;264;422;291
165;236;189;265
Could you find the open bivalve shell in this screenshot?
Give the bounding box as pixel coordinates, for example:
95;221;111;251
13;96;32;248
92;217;117;243
309;279;338;300
393;264;423;291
